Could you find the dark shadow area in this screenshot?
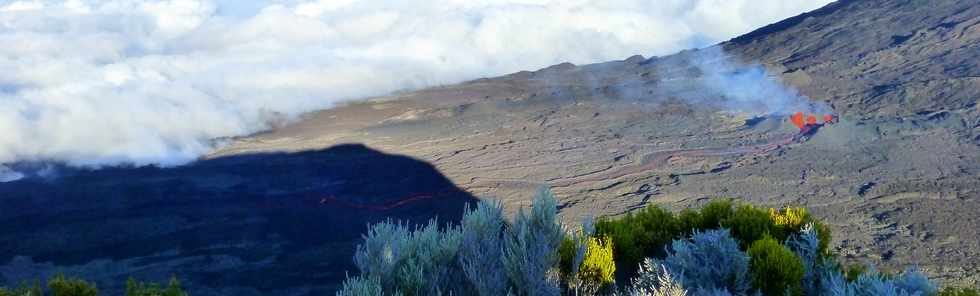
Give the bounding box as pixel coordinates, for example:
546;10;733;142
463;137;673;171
0;144;478;295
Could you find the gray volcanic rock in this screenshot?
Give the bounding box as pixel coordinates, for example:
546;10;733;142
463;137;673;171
726;0;980;123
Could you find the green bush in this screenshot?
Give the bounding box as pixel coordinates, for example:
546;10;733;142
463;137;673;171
48;273;98;296
125;276;188;296
677;199;735;236
557;236;578;277
695;199;735;230
747;236;804;296
722;204;782;247
844;264;868;282
676;208;700;236
595;205;680;275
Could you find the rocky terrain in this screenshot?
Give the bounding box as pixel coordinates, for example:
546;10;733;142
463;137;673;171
1;0;978;294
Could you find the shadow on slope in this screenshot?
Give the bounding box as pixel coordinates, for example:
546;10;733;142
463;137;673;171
0;144;477;295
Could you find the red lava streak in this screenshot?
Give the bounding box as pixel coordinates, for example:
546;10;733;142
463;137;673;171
317;189;458;211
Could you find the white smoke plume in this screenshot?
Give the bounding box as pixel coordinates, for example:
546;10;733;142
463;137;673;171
679;46;832;115
0;0;832;169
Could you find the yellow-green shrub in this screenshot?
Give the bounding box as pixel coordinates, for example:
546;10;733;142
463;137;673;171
722;204;782;247
578;236;616;288
769;207;807;229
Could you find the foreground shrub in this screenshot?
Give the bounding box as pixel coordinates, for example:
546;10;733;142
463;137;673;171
503;187;564;296
125;276;187;296
558;236;579;279
459;200;508;296
684;199;735;231
786;223;831;295
747;236;804;296
595;205;680;274
558;218;596;295
578;236;616;289
722;205;781;248
769;207;807;229
627;259;688;296
662;229;750;294
811;221;833;257
342;187;566;296
48;274;98;296
337;276;383;296
892;268;937;295
821;267;937;296
844;264;868;282
335;189;955;296
349;218;463;295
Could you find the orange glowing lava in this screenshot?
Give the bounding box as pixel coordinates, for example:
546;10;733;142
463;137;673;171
790;112;835;130
791;112;805;129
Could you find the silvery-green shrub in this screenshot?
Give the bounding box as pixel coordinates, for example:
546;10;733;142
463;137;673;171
662;229;750;295
460;200;509;295
818;266;937;296
503;187;563;296
350;218;463;295
627;258;688;296
786;223;825;295
336;275;386;296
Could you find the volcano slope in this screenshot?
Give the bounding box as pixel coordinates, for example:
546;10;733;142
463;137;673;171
211;0;980;287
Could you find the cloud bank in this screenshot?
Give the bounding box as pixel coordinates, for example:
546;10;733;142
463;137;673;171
0;0;833;168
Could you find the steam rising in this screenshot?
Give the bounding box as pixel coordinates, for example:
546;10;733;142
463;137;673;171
684;46;831;115
0;0;832;170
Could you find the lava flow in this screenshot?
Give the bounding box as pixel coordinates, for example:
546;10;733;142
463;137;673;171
316;189;461;211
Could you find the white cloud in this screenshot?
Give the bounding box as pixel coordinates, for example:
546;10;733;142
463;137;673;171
0;0;832;168
0;1;44;12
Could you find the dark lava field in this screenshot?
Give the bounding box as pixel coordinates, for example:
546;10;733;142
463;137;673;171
2;0;979;294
